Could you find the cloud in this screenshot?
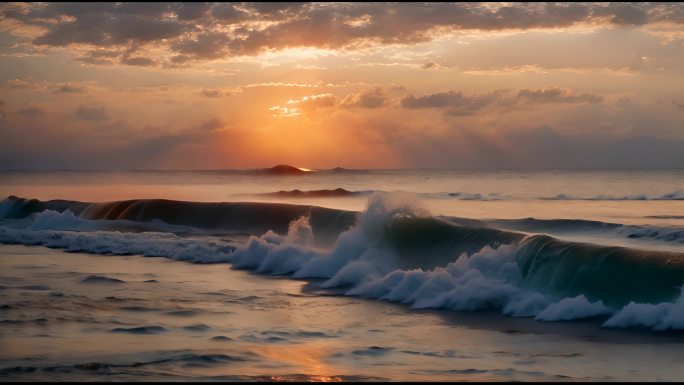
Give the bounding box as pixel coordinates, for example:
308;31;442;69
593;3;649;26
200;88;229;98
401;88;603;115
341;87;387;109
5;79;35;89
199;118;224;131
31;11;186;48
16;106;46;117
4;3;684;65
673;99;684;111
209;4;245;23
516;87;603;104
170;31;231;61
120;55;156;67
176;2;211;21
52;83;86;93
400;90;506;115
270;93;337;117
3;78;90;94
421;61;442;70
78;49;121;65
75;105;108;121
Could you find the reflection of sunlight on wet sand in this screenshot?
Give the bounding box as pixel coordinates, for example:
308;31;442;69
253;342;335;378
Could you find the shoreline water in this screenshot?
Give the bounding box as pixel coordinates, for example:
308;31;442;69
1;169;683;380
2;244;684;381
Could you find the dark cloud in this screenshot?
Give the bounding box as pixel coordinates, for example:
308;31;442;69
75;105;107;121
209;3;246;23
288;94;338;114
120;56;156;67
114;2;173;17
32;12;186;47
421;62;441;70
109;15;186;43
516;88;603;104
400;90;506;115
594;3;648;26
244;2;307;16
401;88;603;115
342;87;387;109
5;3;684;65
170;32;231;61
200;88;229;98
673;99;684;111
52;83;85;93
199;118;224;131
77;49;121;65
176;2;211;21
17;106;46;117
5;79;35;89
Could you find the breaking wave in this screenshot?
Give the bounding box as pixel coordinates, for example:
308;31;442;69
1;194;683;330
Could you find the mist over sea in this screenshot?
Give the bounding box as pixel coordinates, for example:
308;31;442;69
1;168;683;381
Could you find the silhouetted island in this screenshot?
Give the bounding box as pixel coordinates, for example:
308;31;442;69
262;188;366;198
260;164;310;175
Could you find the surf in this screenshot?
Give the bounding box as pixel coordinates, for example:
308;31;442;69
1;193;683;330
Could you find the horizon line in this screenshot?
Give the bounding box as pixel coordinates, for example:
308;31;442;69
1;166;683;172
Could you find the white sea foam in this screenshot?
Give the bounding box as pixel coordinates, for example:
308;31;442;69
534;296;611;321
0;226;234;263
602;288;684;330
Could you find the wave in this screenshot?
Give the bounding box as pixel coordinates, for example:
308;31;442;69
1;193;683;330
542;190;684;201
0;195;357;244
467;217;684;244
223;196;684;329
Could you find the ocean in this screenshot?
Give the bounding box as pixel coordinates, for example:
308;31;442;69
0;168;683;381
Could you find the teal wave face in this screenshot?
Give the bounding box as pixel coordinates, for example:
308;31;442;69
517;235;684;307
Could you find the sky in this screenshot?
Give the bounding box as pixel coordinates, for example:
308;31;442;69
1;2;683;170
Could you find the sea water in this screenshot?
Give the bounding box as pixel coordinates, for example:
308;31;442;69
0;168;683;380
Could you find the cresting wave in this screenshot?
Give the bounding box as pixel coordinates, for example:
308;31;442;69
0;195;357;244
1;194;683;330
